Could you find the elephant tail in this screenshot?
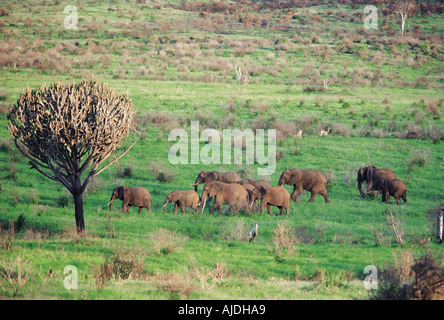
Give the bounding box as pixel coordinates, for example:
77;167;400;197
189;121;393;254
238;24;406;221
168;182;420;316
151;198;158;208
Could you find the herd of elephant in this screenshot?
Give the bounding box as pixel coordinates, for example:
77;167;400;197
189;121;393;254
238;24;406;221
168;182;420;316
108;165;407;215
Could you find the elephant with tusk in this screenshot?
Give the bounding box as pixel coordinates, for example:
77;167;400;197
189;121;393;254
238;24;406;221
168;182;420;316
163;190;200;214
192;171;242;193
200;181;249;215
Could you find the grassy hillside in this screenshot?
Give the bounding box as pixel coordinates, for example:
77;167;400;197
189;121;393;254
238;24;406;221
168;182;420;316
0;0;443;300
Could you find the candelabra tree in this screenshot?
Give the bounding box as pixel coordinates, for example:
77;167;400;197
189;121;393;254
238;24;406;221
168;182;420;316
8;80;135;234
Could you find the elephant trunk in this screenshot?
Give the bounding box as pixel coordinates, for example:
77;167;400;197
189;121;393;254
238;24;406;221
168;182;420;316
163;199;169;213
191;183;199;192
109;195;115;211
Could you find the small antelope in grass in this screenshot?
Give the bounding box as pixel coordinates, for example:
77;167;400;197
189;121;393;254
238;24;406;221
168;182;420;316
319;128;330;136
296;129;303;138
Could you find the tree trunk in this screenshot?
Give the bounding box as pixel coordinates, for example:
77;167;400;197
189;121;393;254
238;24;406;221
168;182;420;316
73;171;85;235
401;15;406;36
74;192;85;235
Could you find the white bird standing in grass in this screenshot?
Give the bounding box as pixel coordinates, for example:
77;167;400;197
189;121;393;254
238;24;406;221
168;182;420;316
249;223;258;242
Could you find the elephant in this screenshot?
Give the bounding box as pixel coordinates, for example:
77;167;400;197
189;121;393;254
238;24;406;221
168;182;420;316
191;171;242;192
278;168;330;203
250;186;290;216
238;183;256;209
200;181;249;214
379;179;407;204
163;190;200;214
357;165;396;198
109;186;153;213
236;179;272;189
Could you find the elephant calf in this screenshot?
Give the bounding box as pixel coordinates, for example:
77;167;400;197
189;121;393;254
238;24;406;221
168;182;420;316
163;190;200;214
109;186;154;213
378;179;407;204
250;186;290;215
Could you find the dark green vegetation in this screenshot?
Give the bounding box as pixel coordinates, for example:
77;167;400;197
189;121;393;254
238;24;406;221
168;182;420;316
0;0;443;299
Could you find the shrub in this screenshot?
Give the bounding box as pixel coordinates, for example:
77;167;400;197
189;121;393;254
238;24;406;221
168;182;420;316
332;123;351;137
149;162;176;182
323;170;336;190
428;125;443;144
56;195;70;208
154;272;195;299
408;148;430;172
0;256;31;297
372;253;444;300
268;223;297;262
425;100;441;118
116;166;134;178
150;228;188;255
0;220;14;251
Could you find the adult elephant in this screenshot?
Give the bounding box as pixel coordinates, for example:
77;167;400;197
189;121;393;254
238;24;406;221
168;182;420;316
250;186;290;216
200;181;249;214
237;179;272;189
109;186;154;213
163;190;200;214
278;169;330;203
191;171;242;192
357;165;396;198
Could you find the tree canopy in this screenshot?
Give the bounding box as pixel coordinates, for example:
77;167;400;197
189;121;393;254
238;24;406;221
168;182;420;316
8;80;135;233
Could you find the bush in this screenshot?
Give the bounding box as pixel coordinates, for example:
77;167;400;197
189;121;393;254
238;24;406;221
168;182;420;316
56;195;70;208
150;228;188;255
268;223;297;262
372;253;444;300
408;148;430;172
332;123;351;137
0;256;31;297
149;162;176;182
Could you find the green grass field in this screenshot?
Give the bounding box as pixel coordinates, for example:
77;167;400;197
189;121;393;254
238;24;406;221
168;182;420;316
0;0;443;300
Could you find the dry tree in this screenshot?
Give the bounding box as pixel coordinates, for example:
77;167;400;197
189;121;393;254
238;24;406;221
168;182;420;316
8;80;135;234
390;0;418;37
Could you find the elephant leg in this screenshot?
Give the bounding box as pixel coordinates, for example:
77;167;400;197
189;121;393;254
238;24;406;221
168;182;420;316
210;203;220;214
319;190;330;203
138;207;142;214
291;187;302;203
266;203;275;216
174;203;178;214
308;192;316;203
278;206;284;215
180;203;185;214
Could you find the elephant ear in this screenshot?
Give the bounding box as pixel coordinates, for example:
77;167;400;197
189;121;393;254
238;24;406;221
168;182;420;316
259;186;267;197
209;182;221;197
118;186;125;200
169;191;180;202
358;166;364;180
251;187;260;200
207;171;217;183
288;169;301;186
